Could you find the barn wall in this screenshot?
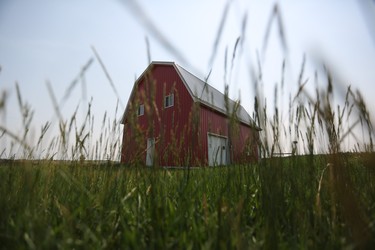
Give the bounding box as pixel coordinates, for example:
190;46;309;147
230;123;259;163
198;105;259;165
121;123;146;165
121;64;194;166
198;106;228;165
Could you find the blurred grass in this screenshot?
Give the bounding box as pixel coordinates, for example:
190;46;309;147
0;155;374;249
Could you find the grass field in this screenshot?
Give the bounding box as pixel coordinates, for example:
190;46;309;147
0;154;374;249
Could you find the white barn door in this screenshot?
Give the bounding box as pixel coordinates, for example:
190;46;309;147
207;134;228;166
146;138;155;166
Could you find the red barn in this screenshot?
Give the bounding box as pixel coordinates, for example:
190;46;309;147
120;61;260;167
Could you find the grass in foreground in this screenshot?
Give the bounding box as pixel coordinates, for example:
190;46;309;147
0;154;374;249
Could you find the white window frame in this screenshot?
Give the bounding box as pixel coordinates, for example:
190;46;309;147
138;104;144;116
164;93;174;108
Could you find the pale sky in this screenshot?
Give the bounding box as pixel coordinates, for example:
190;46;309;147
1;0;375;157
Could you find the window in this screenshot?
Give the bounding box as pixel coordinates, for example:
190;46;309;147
138;104;144;116
164;93;174;108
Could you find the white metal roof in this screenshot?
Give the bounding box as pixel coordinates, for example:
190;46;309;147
174;63;257;128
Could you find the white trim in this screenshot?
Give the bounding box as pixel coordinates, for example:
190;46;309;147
207;133;228;166
146;138;155;166
207;132;228;139
138;104;144;116
164;93;174;108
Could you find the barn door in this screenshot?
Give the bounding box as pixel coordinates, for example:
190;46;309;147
207;134;227;166
146;138;155;166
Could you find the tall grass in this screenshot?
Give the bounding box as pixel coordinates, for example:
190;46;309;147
0;1;374;249
0;155;374;248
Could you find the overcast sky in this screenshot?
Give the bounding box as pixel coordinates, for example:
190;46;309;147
1;0;375;156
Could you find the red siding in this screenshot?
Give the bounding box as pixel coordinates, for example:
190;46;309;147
122;64;195;166
198;105;258;164
198;106;228;165
231;123;259;163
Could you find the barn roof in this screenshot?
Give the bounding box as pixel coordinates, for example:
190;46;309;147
121;61;259;129
173;63;257;128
